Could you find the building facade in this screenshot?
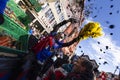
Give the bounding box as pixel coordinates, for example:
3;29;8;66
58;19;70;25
15;0;70;38
61;0;85;56
1;0;85;56
19;0;85;55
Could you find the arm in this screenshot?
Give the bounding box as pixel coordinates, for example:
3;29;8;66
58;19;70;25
51;18;77;33
52;34;81;48
60;35;81;47
61;38;77;47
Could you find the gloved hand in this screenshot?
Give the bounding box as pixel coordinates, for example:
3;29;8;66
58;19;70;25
68;18;78;23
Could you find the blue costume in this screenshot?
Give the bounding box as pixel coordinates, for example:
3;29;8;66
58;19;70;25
32;18;78;63
0;0;9;14
36;36;63;63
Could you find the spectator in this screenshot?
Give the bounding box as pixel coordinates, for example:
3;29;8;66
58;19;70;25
42;57;94;80
99;71;107;80
32;18;78;64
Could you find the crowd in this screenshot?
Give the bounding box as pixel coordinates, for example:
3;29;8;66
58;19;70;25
34;54;119;80
35;57;94;80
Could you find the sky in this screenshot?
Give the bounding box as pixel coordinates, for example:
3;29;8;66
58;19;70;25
75;0;120;74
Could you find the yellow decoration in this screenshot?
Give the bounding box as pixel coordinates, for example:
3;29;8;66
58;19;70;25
78;22;103;41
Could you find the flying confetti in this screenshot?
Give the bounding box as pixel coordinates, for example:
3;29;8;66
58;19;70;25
99;57;102;59
117;10;119;13
79;46;81;48
100;49;102;52
109;25;115;29
110;33;113;35
93;15;97;18
109;12;112;15
81;50;83;53
88;0;91;2
103;61;108;65
98;41;100;44
110;5;114;8
106;46;109;49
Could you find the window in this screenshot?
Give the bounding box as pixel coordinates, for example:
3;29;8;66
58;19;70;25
55;1;61;14
45;9;55;23
59;14;64;21
34;21;44;32
41;3;49;9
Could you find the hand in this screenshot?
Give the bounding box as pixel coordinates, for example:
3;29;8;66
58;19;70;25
68;18;77;23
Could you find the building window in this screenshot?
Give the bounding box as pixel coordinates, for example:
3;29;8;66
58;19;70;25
51;21;57;27
18;1;26;9
59;14;64;21
55;1;61;14
45;9;55;23
41;3;49;9
26;9;35;21
34;21;44;32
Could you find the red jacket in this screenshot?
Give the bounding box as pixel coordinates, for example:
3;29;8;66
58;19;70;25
32;36;54;54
